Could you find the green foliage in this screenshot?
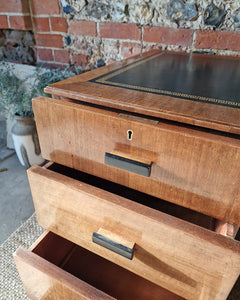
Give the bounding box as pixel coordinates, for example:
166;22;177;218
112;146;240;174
0;63;78;119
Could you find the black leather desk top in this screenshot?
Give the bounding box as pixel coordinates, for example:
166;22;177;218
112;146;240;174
90;52;240;108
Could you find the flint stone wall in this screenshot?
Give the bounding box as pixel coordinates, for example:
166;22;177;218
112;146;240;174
62;0;240;30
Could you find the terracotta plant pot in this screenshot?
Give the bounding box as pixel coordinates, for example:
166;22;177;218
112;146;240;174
11;115;45;168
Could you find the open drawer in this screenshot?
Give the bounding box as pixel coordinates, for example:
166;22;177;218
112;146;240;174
14;231;181;299
32;96;240;225
27;162;240;300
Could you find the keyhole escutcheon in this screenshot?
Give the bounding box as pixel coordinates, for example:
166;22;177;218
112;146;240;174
127;130;133;141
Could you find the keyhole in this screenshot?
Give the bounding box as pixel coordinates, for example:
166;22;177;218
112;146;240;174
127;130;133;141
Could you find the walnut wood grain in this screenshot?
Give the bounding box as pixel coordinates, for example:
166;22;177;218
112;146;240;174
44;50;240;134
27;165;240;300
14;231;181;300
33;96;240;225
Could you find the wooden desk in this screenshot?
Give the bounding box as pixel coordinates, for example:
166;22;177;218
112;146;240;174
14;51;240;299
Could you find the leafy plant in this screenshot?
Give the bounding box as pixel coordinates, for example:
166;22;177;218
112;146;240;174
0;62;78;119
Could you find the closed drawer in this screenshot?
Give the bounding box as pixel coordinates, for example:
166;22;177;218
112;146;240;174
27;163;240;300
33;96;240;225
14;231;180;299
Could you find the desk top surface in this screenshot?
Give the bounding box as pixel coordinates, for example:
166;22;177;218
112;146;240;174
45;51;240;134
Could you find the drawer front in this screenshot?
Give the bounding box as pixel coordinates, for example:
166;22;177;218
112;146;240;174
28;165;240;300
14;231;180;300
33;96;240;225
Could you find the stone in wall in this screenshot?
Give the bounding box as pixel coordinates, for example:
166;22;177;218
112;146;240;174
100;39;122;63
87;1;111;20
232;7;240;28
204;3;226;27
64;36;72;46
167;0;198;24
0;30;35;64
62;0;87;13
129;1;153;25
61;0;75;14
112;2;128;22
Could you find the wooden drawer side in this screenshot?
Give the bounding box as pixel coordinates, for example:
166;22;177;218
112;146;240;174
28;165;240;300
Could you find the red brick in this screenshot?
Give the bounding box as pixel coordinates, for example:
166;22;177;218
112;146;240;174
121;42;142;58
195;30;240;52
72;54;88;67
100;23;141;40
54;49;69;63
37;48;53;61
33;17;50;32
35;34;63;48
143;26;193;47
69;20;96;36
0;0;29;13
9;16;32;30
51;17;67;32
31;0;60;15
0;16;8;29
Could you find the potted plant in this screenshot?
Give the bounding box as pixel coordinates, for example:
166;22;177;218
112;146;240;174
0;63;76;167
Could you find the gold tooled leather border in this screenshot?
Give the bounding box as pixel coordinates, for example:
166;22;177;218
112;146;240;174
92;52;240;108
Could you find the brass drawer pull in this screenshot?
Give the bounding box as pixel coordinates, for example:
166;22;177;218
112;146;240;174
92;228;135;260
104;151;151;177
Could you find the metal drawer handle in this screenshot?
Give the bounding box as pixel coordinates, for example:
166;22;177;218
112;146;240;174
92;228;135;260
104;151;152;177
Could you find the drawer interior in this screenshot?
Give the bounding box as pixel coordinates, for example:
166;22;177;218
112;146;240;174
47;162;214;230
32;231;183;300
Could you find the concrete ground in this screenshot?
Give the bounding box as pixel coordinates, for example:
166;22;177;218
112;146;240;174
0;154;34;244
0;112;34;244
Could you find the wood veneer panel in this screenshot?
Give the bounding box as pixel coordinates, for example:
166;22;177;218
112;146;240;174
45;50;240;134
27;165;240;300
33;96;240;225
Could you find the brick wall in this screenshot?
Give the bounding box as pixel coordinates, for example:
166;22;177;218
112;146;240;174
31;0;70;68
0;0;32;30
1;1;240;69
